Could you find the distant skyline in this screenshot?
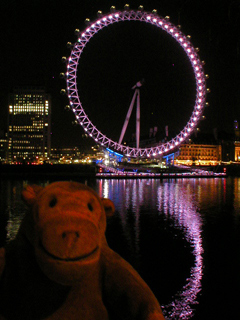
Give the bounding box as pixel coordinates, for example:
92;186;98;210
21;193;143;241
0;0;239;148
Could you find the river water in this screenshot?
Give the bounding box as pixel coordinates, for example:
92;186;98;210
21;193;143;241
0;177;239;319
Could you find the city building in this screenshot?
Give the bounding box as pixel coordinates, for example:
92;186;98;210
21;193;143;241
51;147;81;164
234;141;240;162
176;143;222;166
50;146;104;164
0;130;8;163
7;87;51;163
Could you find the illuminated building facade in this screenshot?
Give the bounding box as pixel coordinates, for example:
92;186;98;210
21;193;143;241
176;143;222;166
0;130;8;163
234;141;240;161
8;87;51;163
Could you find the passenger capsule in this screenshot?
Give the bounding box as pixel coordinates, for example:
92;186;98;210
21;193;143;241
110;6;116;12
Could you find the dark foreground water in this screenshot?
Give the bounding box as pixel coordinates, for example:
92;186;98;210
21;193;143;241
0;177;239;319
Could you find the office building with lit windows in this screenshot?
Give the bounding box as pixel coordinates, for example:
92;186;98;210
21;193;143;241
7;87;51;163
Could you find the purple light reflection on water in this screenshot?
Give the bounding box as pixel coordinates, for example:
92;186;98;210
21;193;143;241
98;179;203;320
157;183;203;319
1;178;239;318
3;179;203;319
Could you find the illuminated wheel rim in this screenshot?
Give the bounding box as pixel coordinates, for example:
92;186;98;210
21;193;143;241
65;9;207;158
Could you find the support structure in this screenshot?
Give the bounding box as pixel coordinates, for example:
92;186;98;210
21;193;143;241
118;81;143;148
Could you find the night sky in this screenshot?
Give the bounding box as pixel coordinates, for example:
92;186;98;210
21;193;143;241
0;0;239;147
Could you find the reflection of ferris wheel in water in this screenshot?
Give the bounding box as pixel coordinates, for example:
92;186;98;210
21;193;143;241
63;5;208;158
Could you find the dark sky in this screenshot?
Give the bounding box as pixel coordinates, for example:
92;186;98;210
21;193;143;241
0;0;240;147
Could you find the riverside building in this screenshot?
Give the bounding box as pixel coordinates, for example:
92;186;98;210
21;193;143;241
7;87;51;163
176;143;222;166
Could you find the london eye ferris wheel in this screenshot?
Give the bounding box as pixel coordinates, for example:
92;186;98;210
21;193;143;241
62;5;208;159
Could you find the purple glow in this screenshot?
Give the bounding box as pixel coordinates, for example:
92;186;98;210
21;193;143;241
98;180;204;319
65;9;207;158
157;182;203;319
